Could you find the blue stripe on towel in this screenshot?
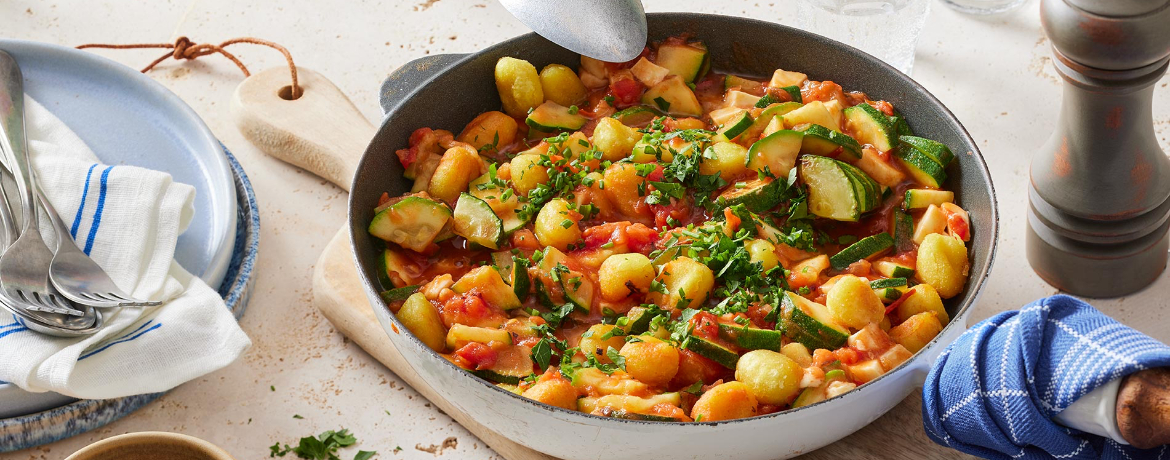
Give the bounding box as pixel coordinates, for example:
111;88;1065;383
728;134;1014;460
83;166;114;255
79;320;161;360
0;324;28;339
71;164;99;239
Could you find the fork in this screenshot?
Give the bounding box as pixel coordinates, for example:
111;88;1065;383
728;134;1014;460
0;50;83;316
37;185;161;307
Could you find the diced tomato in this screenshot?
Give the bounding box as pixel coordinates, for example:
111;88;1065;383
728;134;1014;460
801;81;846;104
947;211;971;241
872;100;895;117
836;347;862;366
377;192;391;207
689;311;721;341
651;200;691;229
454;342;498;370
609;77;644;106
511;229;541;250
439;292;506;329
723;208;742;234
671;349;732;389
746;304;775;330
844;259;872;277
580;222;659;254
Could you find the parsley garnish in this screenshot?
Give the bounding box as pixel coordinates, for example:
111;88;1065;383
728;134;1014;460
269;428;373;460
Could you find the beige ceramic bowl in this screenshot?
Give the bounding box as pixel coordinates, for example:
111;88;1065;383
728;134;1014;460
65;432;235;460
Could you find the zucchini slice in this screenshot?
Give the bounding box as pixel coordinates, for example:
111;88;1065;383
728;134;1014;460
717;323;783;351
452;266;523;310
874;260;916;279
899;135;955;166
642;75;703;116
869;278;908;289
624;305;665;335
829;232;894;270
746;129;804;178
843;103;898;152
446;324;513;350
895;146;948;188
797;124;862;161
511;256;531;302
716;178;786;213
683;336;740;369
874;286;907;302
611;105;664;127
601;411;682;422
778;85;803;103
453;193;505;249
893;209;916;253
526;101;587;132
380;285;420;303
838;162;882;212
655;42;709;83
779;291;849;351
742;102;803;141
903;189;955;210
369;196;452;252
716;110;754;140
559;270;595;314
800;155;863;222
724;75;765;93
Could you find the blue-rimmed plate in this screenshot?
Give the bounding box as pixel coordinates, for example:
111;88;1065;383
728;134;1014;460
0;147;258;452
0;40;238;420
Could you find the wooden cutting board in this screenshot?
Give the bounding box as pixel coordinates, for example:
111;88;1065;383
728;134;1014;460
232;66;970;460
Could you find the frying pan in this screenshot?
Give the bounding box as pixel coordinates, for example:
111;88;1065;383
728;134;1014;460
351;13;998;460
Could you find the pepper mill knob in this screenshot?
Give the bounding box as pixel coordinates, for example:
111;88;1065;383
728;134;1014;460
1028;0;1170;297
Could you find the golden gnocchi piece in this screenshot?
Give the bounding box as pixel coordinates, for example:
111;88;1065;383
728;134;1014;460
735;350;803;405
826;275;885;330
578;324;627;363
539;64;588;107
619;336;680;387
917;233;970;298
509;153;549;196
592;117;644;161
456;111;517;152
534;198;582;251
428;145;482;203
654;257;715;310
396;293;446;352
691;381;758;422
494;57;543;117
598;253;656;301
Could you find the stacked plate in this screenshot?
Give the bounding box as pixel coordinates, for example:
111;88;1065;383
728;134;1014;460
0;40;258;449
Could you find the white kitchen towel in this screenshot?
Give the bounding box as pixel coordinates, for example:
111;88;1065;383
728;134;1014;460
0;96;250;399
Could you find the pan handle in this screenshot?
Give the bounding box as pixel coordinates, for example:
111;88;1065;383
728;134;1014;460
379;53;470;116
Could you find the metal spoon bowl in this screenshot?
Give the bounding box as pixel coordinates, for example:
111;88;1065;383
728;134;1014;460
498;0;647;62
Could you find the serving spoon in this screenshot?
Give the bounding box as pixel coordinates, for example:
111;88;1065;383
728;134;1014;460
497;0;647;62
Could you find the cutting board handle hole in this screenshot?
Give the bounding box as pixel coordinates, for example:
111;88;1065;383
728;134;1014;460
278;85;302;101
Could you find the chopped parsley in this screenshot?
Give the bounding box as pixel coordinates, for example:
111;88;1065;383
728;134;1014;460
269;428;373;460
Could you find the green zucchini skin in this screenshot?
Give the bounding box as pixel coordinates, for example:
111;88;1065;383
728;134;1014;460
683;336;740;369
898;135;954;166
453;193;505;250
526;101;587;131
368;196;452;252
829;232;895;270
717;323;783;351
798;124;862;160
779;292;849;351
893;209;916;253
716;178;785;213
472;369;529;385
380;285;421;302
611;105;664;127
869;277;908;289
895;145;948;188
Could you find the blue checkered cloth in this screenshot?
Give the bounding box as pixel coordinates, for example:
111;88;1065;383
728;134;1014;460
922;295;1170;459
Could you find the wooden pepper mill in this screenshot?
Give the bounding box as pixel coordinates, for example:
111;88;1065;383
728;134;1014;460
1028;0;1170;297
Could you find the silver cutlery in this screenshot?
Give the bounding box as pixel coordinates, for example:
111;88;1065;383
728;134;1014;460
38;185;161;308
0;50;86;317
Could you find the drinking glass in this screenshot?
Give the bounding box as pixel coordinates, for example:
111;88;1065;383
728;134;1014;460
940;0;1029;15
796;0;930;75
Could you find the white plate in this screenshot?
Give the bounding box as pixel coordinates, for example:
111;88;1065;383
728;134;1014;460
0;39;236;418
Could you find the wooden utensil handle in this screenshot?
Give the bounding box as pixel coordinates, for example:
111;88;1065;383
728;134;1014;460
230;66;375;191
1117;367;1170;449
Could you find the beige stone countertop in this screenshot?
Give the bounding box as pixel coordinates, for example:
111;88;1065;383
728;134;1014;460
3;0;1169;459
